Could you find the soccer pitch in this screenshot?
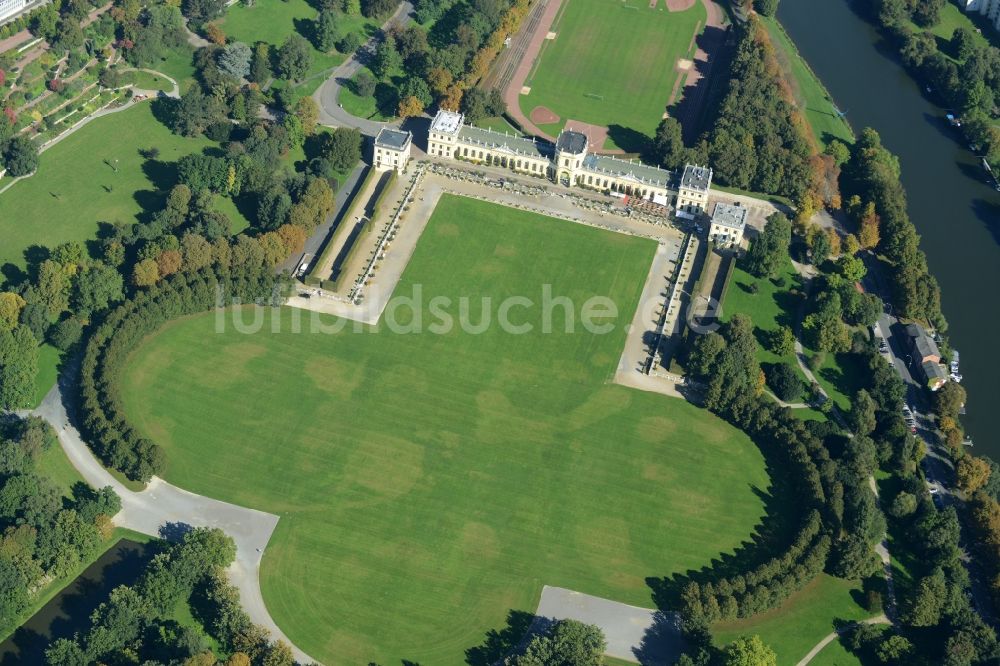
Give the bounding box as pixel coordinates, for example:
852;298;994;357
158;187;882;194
120;196;769;664
520;0;706;145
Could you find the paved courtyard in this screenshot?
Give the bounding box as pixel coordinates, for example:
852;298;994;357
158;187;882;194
534;586;686;664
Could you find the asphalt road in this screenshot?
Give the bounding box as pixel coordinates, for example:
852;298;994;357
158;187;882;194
28;379;318;665
312;1;415;133
863;256;994;624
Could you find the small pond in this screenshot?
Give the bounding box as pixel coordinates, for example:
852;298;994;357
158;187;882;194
0;538;155;664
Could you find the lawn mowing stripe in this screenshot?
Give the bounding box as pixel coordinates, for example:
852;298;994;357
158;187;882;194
122;196;772;664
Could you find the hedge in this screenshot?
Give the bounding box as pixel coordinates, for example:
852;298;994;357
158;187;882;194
79;265;280;482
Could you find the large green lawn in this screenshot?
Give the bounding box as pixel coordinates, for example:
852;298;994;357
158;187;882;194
519;0;705;148
722;260;809;387
713;574;871;666
121;196;772;664
0;103;248;279
809;636;864;666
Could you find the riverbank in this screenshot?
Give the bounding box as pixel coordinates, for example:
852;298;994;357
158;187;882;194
760;16;854;148
777;0;1000;458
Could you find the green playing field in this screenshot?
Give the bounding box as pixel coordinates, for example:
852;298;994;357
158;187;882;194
520;0;706;147
120;195;770;664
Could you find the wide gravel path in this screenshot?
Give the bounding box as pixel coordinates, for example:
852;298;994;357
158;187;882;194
31;382;319;665
534;586;685;664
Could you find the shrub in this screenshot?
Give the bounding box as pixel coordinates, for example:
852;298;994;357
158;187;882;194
764;362;804;402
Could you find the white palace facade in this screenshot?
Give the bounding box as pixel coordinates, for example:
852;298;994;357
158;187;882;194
425;109;713;215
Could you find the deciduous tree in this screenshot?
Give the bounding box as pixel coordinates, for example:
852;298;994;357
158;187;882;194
724;635;777;666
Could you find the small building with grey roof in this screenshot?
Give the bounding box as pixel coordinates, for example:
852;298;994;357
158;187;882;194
709;202;748;247
677;164;713;216
373;128;412;174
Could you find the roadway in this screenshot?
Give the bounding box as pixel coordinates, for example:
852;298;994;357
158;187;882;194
312;1;415;133
862;256;995;624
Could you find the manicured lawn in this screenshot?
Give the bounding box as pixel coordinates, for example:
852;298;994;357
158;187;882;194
810;349;867;413
35;432;85;499
475;115;524;136
908;1;998;52
0;103;249;279
121;196;772;664
220;0;375;82
809;636;864;666
152;48;197;89
722;260;809;386
713;574;871;666
338;67;396;121
519;0;705;149
124;70;175;92
763;17;854;148
32;343;62;408
792;407;828;423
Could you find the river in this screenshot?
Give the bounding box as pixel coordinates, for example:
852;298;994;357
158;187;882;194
777;0;1000;458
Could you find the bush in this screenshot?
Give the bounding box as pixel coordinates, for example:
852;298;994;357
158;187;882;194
48;317;83;351
765;362;804;402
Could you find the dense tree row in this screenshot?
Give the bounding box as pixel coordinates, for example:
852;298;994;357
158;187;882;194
841;337;999;664
504;619;606;666
79;266;284;481
841;128;946;330
680;510;830;622
680;315;840;620
0;416;120;631
355;0;530;118
863;0;1000;168
702;17;832;213
46;527;296;665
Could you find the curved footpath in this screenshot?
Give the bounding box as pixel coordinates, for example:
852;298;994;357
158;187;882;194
313;1;414;132
28;383;319;665
794;614;890;666
0;73;180;197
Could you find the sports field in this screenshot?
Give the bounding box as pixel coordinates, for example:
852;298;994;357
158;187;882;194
520;0;706;146
120;196;771;664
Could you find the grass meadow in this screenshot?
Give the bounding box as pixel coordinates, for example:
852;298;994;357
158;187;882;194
713;574;870;666
0;104;248;281
121;196;772;664
763;17;854;149
519;0;705;148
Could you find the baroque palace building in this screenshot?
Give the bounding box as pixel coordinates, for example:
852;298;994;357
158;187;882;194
424;109;713;215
